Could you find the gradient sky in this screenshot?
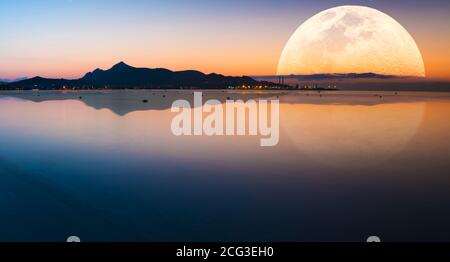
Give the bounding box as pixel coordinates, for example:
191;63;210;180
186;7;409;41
1;0;449;79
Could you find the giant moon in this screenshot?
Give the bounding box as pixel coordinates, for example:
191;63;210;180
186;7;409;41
277;5;425;77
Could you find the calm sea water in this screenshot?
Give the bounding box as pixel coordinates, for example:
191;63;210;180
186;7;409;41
0;90;449;242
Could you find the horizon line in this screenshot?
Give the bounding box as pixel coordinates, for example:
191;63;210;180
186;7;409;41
2;61;450;83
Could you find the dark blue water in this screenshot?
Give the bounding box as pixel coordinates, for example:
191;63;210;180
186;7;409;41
0;91;450;242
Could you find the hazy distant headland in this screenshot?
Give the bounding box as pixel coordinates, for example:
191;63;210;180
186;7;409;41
254;74;450;92
1;61;449;91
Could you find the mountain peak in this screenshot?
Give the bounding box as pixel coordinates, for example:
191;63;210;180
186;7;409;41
111;61;133;70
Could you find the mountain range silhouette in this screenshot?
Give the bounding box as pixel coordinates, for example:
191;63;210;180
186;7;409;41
3;62;265;90
1;62;441;90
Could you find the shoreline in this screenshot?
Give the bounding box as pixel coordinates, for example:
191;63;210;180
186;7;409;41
1;88;450;93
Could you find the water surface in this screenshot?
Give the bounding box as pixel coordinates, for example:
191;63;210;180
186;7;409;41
0;90;449;241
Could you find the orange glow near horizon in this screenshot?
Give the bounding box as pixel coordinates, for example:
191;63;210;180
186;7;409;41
420;36;450;80
0;43;283;79
1;37;449;81
1;35;449;81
